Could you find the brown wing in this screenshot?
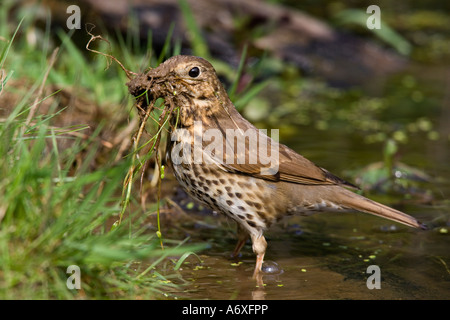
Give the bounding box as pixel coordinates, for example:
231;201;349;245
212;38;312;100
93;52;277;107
207;108;357;189
222;139;358;188
282;146;358;187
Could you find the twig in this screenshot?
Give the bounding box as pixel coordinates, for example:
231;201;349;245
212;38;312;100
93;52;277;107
113;116;139;162
85;23;137;80
118;100;155;225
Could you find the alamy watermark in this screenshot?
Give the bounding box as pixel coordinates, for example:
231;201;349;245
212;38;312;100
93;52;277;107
66;4;382;31
66;265;81;289
366;265;381;289
66;5;81;30
170;121;280;176
366;5;381;30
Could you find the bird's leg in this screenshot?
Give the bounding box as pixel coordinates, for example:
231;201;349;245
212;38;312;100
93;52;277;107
232;224;249;258
250;233;267;279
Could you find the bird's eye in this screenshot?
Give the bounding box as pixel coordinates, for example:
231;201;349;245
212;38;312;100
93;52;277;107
188;67;200;78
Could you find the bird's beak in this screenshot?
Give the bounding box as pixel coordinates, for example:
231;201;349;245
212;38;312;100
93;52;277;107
127;70;161;102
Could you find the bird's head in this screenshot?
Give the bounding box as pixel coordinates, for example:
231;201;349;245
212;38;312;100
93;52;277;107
128;55;225;104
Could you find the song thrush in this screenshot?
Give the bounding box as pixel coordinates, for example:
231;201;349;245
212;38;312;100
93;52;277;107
127;55;426;278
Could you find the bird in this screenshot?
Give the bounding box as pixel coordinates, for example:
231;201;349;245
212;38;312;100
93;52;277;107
127;55;427;279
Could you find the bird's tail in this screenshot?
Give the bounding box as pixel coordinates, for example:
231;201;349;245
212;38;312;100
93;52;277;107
338;188;427;230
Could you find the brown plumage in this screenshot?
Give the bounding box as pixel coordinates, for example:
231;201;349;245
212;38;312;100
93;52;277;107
127;55;427;278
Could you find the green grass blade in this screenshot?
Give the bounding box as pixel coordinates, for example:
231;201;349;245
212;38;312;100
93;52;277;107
178;0;210;58
228;44;248;101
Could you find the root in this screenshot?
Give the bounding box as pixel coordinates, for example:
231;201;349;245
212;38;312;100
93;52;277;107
85;23;137;80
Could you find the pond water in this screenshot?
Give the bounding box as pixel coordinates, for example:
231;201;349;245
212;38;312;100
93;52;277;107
154;199;449;299
166;212;448;300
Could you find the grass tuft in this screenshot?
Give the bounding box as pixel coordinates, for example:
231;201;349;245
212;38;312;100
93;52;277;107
0;8;204;300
